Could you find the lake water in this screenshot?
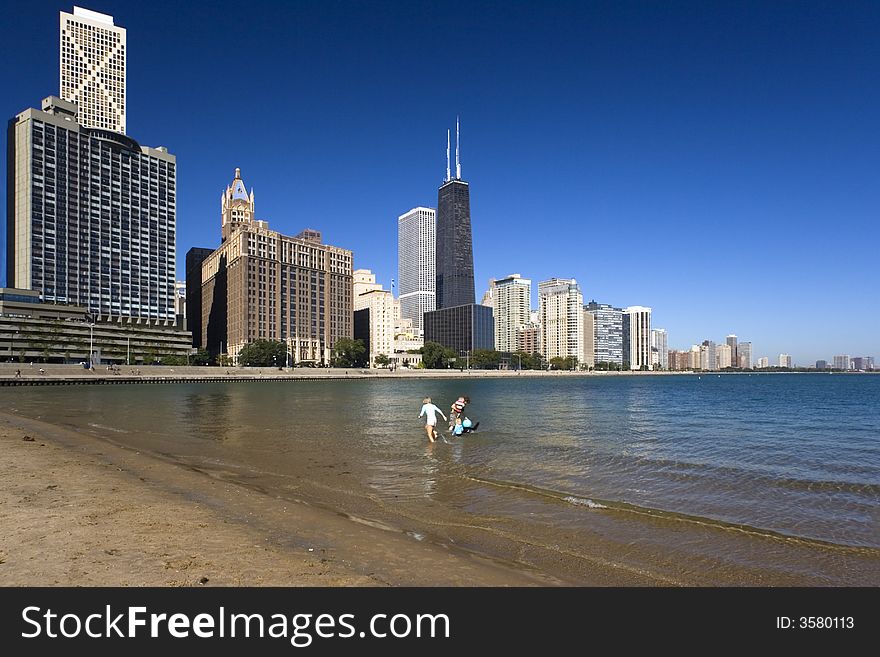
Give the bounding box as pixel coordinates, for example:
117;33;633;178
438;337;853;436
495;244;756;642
5;373;878;585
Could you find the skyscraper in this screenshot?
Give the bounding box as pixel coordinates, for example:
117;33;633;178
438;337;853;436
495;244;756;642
585;301;623;366
779;354;793;368
397;206;435;332
60;7;126;134
200;169;352;364
493;274;531;352
539;278;584;363
738;341;752;369
651;328;668;370
833;355;850;370
435;119;474;309
424;119;492;354
701;340;717;371
757;356;769;369
9;97;176;321
623;306;652;370
726;334;738;367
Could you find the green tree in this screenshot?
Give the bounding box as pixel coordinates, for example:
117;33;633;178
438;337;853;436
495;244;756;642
549;356;566;370
420;341;449;369
374;354;391;368
470;349;502;369
238;339;288;367
332;337;367;367
192;348;212;366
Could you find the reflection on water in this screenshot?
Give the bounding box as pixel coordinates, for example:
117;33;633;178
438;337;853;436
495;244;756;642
4;374;880;584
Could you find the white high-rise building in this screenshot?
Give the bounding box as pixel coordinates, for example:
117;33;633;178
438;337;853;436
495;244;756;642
538;278;584;362
700;341;717;371
353;270;394;367
60;7;127;134
651;328;668;370
757;356;769;369
397;207;435;332
623;306;652;370
716;343;732;369
353;269;382;300
493;274;531;352
779;353;793;368
833;354;851;370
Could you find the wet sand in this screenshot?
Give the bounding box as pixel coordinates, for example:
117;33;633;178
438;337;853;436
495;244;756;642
0;412;559;586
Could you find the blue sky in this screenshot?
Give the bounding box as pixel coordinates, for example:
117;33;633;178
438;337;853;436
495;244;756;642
2;0;878;363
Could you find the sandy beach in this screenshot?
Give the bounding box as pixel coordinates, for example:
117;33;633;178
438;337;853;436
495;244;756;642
0;411;558;587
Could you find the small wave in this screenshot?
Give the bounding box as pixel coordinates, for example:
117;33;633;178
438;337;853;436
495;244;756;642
87;422;129;434
563;496;607;509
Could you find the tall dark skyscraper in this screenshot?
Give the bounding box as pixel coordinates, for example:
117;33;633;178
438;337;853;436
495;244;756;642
435;119;474;309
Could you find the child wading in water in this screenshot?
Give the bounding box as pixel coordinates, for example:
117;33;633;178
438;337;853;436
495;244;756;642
448;396;469;431
419;397;447;442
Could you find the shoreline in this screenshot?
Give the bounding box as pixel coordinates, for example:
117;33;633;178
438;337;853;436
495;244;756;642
2;406;876;587
0;411;563;586
0;363;872;386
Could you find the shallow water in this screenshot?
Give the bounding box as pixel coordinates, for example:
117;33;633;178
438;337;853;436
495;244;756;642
5;373;879;585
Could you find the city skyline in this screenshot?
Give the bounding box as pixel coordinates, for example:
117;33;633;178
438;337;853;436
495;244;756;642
2;1;878;363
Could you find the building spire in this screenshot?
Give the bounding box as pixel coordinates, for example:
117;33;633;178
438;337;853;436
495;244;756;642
446;129;451;182
455;116;461;179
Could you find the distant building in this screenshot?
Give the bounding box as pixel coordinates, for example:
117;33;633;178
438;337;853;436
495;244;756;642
582;309;595;369
716;343;732;369
353;270;394;367
480;278;496;308
200;169;352;364
851;356;874;371
423;121;487;349
815;359;828;370
435;120;474;309
175;281;186;326
539;279;584;363
833;355;851;370
757;356;769;369
778;354;793;368
585;301;623;366
185;248;214;347
726;335;738;368
397;207;435;332
423;304;494;355
690;345;702;370
700;341;717;371
493;274;531;352
667;349;690;371
623;307;652;370
651;328;668;370
738;341;752;369
516;324;540;355
353;269;383;298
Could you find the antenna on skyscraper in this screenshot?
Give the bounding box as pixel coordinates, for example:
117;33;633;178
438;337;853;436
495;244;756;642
446;129;451;182
455;116;461;179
